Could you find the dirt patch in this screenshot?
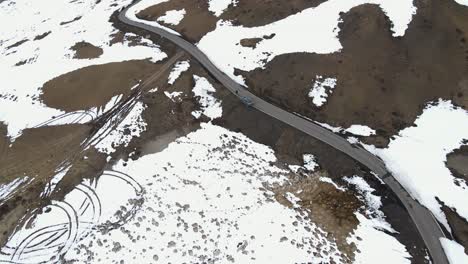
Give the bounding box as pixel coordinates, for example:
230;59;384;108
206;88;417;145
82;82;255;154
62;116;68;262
33;31;51;41
447;144;468;182
70;41;103;59
273;174;361;261
0;123;9;163
239;0;468;147
136;0;324;42
6;39;28;50
442;205;468;255
41;59;163;112
60;16;82;26
0;124;90;184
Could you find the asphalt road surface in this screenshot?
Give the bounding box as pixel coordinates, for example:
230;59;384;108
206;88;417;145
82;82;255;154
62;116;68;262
119;2;449;263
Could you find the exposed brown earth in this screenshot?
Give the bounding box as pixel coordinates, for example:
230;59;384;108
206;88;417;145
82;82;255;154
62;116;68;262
6;39;28;50
273;174;361;261
447;144;468;182
41;59;162;112
136;0;324;42
70;41;103;59
33;31;51;41
240;0;468;147
442;205;468;254
60;16;82;26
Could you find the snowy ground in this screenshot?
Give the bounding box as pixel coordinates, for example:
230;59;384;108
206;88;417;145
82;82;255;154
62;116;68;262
0;123;411;264
365;100;468;232
2;0;468;263
0;0;165;138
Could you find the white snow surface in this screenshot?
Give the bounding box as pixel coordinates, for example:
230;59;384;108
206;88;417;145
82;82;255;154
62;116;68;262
454;0;468;7
303;154;318;171
441;238;468;264
345;125;376;137
365;100;468;230
0;173;141;264
164;91;183;101
168;60;190;85
157;9;186;26
345;176;411;264
197;0;416;85
93;102;147;155
309;76;337;107
191;75;223;120
208;0;237;17
63;123;345;263
0;177;30;205
0;0;166;138
0;124;412;263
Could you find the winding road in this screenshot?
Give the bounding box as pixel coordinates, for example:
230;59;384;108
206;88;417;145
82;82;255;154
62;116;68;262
119;2;449;263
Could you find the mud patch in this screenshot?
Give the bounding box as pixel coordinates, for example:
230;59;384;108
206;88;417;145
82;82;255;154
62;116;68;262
70;41;103;59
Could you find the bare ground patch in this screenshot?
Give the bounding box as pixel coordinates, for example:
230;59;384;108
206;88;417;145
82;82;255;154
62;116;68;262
70;41;103;59
40;59;164;112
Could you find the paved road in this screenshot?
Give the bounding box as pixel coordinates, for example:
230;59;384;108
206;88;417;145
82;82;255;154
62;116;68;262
119;3;449;263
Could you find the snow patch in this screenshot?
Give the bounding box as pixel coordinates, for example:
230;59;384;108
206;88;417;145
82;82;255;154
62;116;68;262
164;91;183;101
303;154;318;171
0;177;30;205
157;9;186;26
208;0;237;17
308;76;337;107
365;100;468;229
345;125;376;137
168;60;190;85
191;75;222;120
440;238;468;264
454;0;468;7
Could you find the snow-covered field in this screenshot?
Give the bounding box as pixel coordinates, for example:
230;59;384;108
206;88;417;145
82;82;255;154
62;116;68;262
0;123;411;264
123;0;468;261
0;0;165;138
2;0;468;263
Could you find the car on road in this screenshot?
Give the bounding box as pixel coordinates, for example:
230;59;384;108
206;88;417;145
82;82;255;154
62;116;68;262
240;96;254;107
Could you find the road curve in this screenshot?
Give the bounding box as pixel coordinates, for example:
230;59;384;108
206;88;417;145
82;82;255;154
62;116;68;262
119;3;449;263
